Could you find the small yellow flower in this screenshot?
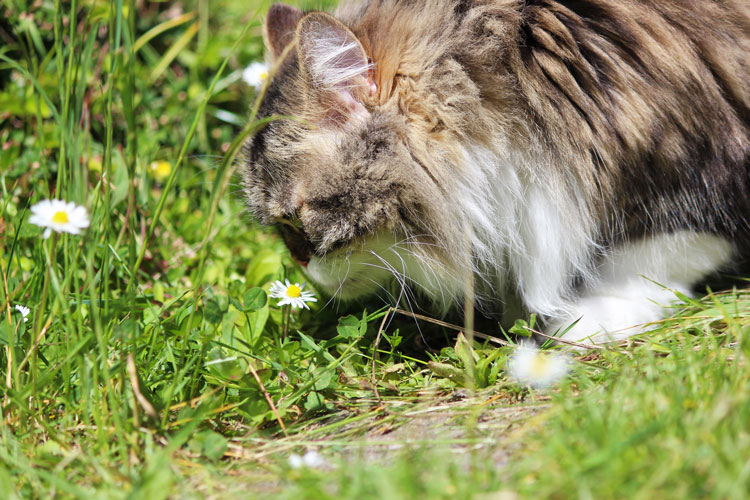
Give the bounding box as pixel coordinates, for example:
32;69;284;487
269;280;317;309
28;199;90;239
148;160;172;182
88;155;102;173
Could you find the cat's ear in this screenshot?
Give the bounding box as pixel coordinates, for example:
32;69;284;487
296;12;376;124
264;4;303;60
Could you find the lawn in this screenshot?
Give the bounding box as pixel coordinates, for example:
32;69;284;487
1;1;749;498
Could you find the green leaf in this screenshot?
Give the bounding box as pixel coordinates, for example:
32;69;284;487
244;249;283;286
298;332;337;363
427;361;465;381
337;315;361;338
205;346;243;380
0;322;10;346
238;398;268;422
15;222;43;239
359;311;369;336
455;332;479;365
385;330;402;348
204;298;226;325
188;430;228;462
489;360;503;385
304;392;326;412
312;369;333;391
111;151;130;208
221;307;243;339
455;332;478;387
509;319;533;337
243;305;269;347
475;357;492;388
242;287;267;312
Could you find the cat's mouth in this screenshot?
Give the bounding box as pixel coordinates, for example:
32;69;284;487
304;231;400;301
274;221;399;299
275;217;371;268
276;221;314;268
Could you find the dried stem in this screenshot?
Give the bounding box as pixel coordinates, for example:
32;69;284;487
247;362;288;436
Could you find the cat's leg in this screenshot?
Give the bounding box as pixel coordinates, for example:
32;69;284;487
548;231;734;345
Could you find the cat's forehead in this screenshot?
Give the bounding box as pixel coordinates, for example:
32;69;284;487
247;118;356;174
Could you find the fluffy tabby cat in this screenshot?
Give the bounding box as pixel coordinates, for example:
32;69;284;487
241;0;750;345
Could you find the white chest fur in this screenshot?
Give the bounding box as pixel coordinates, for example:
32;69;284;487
456;143;734;344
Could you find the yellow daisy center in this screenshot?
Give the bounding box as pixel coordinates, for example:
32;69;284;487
52;211;69;224
286;285;302;298
260;71;268;80
529;354;551;377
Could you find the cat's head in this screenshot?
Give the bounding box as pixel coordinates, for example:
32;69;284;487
242;4;467;306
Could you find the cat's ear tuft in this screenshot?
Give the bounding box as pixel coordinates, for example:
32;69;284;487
264;4;303;60
297;12;376;124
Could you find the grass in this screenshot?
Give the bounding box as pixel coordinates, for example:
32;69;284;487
1;1;749;498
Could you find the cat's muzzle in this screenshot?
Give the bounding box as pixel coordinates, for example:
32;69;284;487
276;218;314;267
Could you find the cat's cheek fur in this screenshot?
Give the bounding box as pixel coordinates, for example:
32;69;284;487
547;231;734;345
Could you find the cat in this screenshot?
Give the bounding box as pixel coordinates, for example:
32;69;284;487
241;0;750;346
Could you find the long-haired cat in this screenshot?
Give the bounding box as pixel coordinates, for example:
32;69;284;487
241;0;750;345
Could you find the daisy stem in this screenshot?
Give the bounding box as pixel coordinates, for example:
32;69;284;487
2;267;15;404
31;234;56;397
283;305;291;339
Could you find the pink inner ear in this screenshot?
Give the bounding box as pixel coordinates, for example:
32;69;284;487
366;65;377;97
299;14;376;124
304;28;371;89
338;91;371;122
323;91;370;127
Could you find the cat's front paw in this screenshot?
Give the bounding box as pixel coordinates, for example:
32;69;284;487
546;290;678;347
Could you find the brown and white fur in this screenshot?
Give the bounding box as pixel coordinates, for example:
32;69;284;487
241;0;750;345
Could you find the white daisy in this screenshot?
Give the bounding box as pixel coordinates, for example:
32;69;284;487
288;450;326;469
14;304;30;323
269;279;317;309
28;199;90;239
507;342;570;389
242;61;269;90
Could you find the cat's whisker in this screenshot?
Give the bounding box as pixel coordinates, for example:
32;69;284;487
366;251;413;307
389;241;462;309
365;277;399;305
382;249;431;346
319;254;353;313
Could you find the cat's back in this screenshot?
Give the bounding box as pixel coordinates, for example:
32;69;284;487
339;0;750;116
339;0;750;241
